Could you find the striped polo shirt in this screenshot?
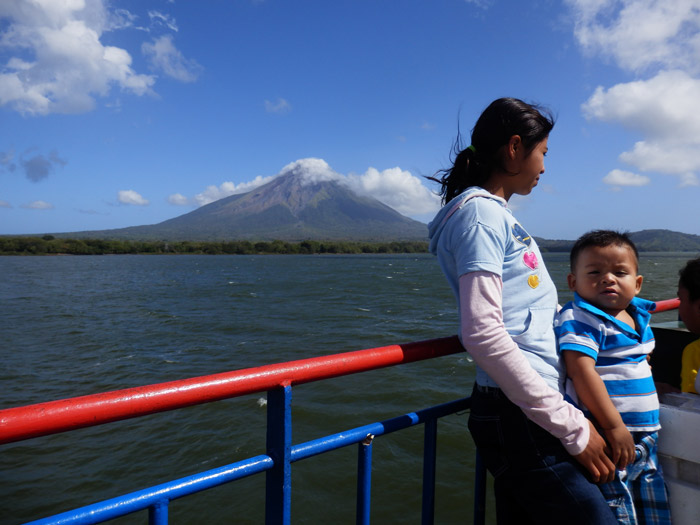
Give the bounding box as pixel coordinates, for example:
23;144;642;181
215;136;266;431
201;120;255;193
554;294;660;432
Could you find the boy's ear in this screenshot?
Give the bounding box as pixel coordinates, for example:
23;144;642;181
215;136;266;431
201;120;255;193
567;273;576;291
635;274;643;295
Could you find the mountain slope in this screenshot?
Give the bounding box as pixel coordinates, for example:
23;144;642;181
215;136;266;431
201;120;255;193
60;171;429;241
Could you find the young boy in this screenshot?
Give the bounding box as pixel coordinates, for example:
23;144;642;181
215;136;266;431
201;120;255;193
554;230;670;524
678;257;700;394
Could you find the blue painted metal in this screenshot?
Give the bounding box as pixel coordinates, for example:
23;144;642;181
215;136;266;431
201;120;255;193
26;455;274;524
16;378;486;525
265;385;293;524
356;434;374;525
421;417;438;525
24;397;479;525
148;501;168;525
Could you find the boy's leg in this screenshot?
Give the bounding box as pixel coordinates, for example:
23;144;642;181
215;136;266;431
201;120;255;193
468;386;617;525
598;470;637;525
628;432;671;525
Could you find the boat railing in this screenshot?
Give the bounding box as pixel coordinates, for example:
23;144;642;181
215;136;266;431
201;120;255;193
0;335;482;525
1;298;683;525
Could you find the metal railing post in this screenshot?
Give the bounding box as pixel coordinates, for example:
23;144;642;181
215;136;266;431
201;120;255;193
265;385;292;525
356;434;374;525
421;418;437;525
148;500;168;525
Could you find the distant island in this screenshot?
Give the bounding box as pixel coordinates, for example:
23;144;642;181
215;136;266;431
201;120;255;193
2;171;700;255
1;229;699;256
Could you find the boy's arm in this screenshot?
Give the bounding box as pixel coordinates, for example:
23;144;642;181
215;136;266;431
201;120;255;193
563;351;636;468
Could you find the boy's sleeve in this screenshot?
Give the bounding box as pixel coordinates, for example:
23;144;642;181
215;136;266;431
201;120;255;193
554;307;601;361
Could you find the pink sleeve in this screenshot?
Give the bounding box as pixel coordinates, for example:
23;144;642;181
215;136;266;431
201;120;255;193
459;271;590;456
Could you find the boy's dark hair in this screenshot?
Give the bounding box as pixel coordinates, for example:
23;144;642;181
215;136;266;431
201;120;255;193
679;257;700;302
570;230;639;271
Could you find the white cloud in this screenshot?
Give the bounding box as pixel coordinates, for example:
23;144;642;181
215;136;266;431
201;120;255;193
602;169;651;187
142;35;202;82
570;1;700;187
567;0;700;73
148;11;178;32
192;176;276;206
168;193;189;206
0;200;12;208
346;166;441;216
279;158;340;185
22;200;53;210
582;70;700;141
0;0;156;115
582;70;700;184
265;98;291;114
118;190;149;206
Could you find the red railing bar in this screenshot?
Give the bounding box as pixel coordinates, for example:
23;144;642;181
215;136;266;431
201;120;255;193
0;336;463;445
654;298;680;313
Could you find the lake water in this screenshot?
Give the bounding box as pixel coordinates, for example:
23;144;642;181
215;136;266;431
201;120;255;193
0;252;692;524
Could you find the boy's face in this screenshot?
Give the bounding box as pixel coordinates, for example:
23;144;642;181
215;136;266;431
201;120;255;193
678;285;700;334
568;244;643;317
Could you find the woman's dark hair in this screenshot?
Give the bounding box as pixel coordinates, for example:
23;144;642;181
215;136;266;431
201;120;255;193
569;230;639;272
679;257;700;301
429;97;555;204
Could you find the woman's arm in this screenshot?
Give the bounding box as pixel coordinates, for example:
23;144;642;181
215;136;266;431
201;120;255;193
459;271;615;482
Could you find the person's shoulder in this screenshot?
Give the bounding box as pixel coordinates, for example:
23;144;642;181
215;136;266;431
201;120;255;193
683;338;700;354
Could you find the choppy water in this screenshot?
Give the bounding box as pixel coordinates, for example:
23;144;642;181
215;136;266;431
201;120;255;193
0;252;692;524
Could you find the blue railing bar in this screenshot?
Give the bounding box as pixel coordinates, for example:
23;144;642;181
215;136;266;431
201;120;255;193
291;397;471;462
265;385;293;525
148;501;168;525
421;417;438;525
25;455;274;525
25;396;475;525
356;435;374;525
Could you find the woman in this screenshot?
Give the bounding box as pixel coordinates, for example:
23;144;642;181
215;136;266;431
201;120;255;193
428;98;617;524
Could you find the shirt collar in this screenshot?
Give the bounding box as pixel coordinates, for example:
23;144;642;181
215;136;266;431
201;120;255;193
572;293;655;336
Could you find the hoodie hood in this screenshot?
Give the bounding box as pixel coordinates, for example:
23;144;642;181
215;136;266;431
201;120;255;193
428;187;506;253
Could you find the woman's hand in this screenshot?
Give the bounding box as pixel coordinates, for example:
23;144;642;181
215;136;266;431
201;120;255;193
573;420;616;484
603;424;635;469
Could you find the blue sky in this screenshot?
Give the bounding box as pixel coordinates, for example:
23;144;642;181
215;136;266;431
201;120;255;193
2;0;699;239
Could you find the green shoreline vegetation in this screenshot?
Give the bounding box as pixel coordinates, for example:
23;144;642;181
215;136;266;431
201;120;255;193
3;229;700;255
0;236;431;255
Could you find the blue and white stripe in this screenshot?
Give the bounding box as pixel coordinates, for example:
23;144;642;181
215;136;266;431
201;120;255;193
554;294;660;432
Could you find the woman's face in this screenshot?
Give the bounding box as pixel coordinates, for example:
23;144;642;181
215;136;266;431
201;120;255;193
509;136;548;197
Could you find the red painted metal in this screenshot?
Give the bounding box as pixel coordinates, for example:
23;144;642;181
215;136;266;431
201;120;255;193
1;297;680;447
654;298;680;313
0;336;463;445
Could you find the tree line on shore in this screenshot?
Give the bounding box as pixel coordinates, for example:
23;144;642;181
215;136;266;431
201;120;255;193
0;236;430;255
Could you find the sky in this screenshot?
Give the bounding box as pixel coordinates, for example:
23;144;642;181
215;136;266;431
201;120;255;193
1;0;700;240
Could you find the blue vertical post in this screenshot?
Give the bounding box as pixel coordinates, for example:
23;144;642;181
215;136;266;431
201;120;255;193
148;500;169;525
473;450;486;525
265;385;292;525
421;418;437;525
356;434;374;525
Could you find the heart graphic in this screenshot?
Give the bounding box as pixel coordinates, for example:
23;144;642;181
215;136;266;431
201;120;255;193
523;251;538;270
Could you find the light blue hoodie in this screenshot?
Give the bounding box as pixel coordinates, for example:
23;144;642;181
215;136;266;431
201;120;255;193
428;187;563;392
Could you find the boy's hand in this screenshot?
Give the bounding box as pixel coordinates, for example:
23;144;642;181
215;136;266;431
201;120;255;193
603;424;635;468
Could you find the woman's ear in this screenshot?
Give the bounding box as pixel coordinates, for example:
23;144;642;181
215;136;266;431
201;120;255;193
507;135;522;159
